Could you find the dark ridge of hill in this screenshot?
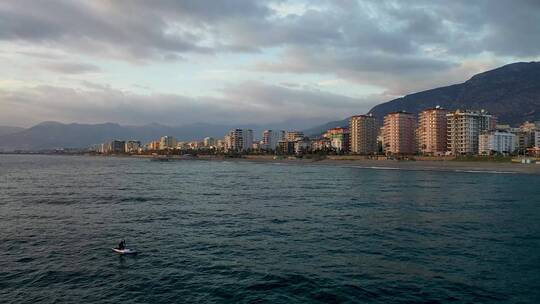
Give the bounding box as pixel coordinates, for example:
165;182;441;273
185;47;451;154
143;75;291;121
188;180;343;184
305;62;540;136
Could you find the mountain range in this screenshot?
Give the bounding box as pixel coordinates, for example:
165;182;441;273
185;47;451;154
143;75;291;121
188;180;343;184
0;126;25;136
1;61;539;151
305;61;540;135
0;119;327;151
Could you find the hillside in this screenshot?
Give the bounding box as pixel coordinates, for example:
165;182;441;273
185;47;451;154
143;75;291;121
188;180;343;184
306;62;540;136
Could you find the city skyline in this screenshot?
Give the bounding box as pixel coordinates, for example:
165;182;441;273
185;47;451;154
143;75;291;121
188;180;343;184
91;106;540;158
1;1;540;127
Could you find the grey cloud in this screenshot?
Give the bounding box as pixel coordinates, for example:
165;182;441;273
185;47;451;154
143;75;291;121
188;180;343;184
0;0;538;62
480;1;540;57
79;81;112;91
256;47;507;97
40;62;101;74
0;82;377;127
248;0;540;83
1;0;539;123
220;81;369;110
255;46;457;93
0;1;215;61
387;0;540;57
16;51;65;60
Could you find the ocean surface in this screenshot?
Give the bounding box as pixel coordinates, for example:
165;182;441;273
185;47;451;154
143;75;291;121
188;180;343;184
1;155;540;303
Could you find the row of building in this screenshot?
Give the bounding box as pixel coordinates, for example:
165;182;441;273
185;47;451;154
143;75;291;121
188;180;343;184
94;107;540;156
95;136;221;154
349;107;539;156
257;107;537;156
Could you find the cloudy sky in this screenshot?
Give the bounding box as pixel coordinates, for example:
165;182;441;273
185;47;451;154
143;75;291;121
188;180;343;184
1;0;539;127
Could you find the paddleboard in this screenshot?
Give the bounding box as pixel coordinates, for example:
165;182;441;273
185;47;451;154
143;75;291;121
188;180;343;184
112;248;137;254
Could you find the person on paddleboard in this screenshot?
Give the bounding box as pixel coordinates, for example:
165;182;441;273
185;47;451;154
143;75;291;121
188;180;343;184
118;240;126;250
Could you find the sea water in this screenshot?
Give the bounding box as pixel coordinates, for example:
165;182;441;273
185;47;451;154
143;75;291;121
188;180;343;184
1;155;539;303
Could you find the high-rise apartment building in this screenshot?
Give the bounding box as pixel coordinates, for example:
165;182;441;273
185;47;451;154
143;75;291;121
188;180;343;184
226;129;253;152
159;136;177;150
124;140;141;153
285;131;304;142
203;137;215;147
417;106;447;155
447;110;496;155
277;140;295;155
349;114;377;154
262;130;285;150
148;140;160;151
102;140;125;154
383;111;416;155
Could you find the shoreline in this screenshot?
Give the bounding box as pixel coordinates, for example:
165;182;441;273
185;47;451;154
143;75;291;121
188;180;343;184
2;153;539;174
217;157;540;175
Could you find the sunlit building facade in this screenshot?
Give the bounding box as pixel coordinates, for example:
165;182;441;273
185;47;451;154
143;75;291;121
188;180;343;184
285;131;304;142
417;106;447;155
383;111;416;155
349;114;377;154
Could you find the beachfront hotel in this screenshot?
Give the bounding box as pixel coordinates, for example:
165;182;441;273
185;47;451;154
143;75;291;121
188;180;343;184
447;110;496;155
349;114;378;154
417;106;448;156
383;111;416;155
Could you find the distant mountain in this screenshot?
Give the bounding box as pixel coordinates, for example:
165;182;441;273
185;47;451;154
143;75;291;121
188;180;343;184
0;126;25;136
0;118;329;151
305;61;540;136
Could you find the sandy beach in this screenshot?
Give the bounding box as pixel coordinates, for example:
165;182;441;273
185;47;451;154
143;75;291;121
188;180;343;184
195;155;540;175
80;154;540;175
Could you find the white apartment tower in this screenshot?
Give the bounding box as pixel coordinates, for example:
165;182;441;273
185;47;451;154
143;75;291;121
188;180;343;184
203;137;216;147
262;130;285;150
447;110;496;155
226;129;253;152
159;136;177;150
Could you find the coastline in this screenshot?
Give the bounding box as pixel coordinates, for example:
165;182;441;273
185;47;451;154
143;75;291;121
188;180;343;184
197;155;540;175
2;153;539;174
